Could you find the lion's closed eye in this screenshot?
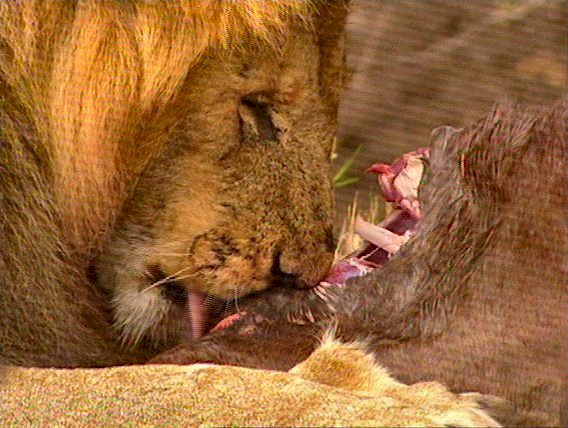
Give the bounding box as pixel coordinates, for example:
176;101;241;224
238;93;283;144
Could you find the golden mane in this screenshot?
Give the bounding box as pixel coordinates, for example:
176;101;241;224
0;0;313;254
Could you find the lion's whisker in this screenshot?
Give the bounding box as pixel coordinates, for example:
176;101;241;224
142;266;194;293
203;292;217;309
233;281;241;313
152;252;191;257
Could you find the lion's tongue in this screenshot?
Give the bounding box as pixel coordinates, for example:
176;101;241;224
187;291;207;340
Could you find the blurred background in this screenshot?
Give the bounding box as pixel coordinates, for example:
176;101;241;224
333;0;566;228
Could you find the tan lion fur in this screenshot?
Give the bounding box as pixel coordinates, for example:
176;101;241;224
1;338;500;427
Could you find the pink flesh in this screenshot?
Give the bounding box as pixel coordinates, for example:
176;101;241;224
323;147;430;286
210;312;245;333
187;291;207;340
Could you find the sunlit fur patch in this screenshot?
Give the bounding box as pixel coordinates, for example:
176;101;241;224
290;332;398;394
290;332;501;427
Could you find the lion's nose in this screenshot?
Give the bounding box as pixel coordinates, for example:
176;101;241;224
275;231;335;288
276;251;333;288
270;260;305;288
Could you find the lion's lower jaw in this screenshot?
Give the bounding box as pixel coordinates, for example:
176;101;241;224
111;286;182;350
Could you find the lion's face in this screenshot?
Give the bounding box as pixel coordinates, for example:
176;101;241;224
96;24;346;347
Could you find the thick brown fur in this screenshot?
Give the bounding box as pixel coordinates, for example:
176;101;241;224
0;1;349;366
153;100;567;426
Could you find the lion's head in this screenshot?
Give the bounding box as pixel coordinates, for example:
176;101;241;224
0;1;349;356
95;13;348;346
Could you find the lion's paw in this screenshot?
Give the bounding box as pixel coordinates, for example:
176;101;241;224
290;334;502;427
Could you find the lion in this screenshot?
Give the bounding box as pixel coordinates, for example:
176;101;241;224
1;0;345;366
3;336;503;427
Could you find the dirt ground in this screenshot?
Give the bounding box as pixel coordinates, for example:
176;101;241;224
334;0;566;224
